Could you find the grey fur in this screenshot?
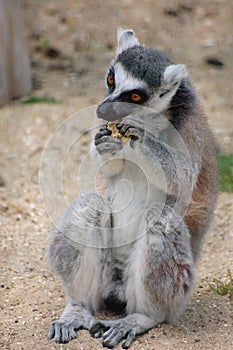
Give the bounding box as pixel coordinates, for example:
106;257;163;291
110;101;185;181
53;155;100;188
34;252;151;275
48;29;218;348
117;45;172;88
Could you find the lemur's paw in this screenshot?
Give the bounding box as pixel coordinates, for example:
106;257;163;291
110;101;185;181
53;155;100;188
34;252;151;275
48;320;77;344
95;131;123;155
90;319;137;349
95;127;112;140
90;319;113;338
48;316;95;344
117;117;145;147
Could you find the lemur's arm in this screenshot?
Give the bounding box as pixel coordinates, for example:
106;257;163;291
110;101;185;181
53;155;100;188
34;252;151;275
91;126;124;178
116;116;196;197
92;115;197;205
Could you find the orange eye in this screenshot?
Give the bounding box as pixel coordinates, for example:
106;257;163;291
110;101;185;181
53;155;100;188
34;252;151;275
131;93;141;102
107;74;114;86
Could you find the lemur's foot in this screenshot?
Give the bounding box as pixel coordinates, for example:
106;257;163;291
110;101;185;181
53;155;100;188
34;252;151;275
48;319;78;343
91;319;137;349
48;305;95;344
90;314;155;349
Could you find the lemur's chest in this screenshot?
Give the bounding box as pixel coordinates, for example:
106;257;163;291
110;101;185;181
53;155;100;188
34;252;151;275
108;170;147;247
106;160;165;246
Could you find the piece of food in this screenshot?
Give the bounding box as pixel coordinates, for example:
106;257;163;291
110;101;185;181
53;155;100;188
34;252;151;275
107;121;131;144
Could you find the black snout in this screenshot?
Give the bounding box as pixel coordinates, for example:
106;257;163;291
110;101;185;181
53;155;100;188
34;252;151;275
96;100;138;121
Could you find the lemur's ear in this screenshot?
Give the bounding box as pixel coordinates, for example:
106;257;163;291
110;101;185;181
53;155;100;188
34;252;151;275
163;64;188;86
116;28;139;56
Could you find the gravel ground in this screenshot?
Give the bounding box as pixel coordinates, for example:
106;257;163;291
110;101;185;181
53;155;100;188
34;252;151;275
1;0;233;349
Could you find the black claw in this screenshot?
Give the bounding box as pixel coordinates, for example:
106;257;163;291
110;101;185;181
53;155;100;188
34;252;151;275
102;340;114;348
129;138;137;149
48;324;55;340
90;321;111;338
117;124;129;135
131;135;139;141
94;135;110;145
95;127;112;140
90;322;101;336
122;330;136;349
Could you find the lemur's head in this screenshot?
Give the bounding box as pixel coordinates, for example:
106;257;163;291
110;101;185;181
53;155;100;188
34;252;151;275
97;29;188;121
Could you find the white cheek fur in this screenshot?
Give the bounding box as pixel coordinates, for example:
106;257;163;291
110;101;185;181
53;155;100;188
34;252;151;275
146;84;180;115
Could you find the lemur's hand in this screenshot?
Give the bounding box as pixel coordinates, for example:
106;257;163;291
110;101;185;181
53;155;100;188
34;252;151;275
117;116;145;147
95;127;123;155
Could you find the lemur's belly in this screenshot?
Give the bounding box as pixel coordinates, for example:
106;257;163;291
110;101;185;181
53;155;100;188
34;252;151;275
103;178;165;310
109;180;165;249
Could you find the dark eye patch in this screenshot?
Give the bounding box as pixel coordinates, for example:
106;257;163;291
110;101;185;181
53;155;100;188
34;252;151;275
107;67;115;92
117;89;149;104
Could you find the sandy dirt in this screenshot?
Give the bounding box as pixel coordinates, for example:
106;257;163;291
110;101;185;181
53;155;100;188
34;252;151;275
1;0;233;349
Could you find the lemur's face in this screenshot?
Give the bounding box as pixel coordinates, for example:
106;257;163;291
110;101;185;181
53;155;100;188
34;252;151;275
97;30;187;121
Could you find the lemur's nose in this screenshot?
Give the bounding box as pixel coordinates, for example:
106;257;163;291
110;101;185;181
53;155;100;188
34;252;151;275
96;100;119;121
96;99;138;121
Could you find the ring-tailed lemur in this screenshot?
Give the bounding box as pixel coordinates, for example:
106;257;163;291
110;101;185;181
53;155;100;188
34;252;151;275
48;29;218;348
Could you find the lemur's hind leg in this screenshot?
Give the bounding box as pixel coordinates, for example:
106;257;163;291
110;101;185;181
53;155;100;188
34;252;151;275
91;205;195;349
48;193;112;344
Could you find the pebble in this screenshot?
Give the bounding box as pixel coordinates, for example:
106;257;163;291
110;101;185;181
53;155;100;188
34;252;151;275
204;57;225;68
194;338;201;342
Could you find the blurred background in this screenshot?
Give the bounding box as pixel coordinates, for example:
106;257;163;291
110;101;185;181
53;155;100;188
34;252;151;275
1;1;233;349
1;0;233;131
23;0;233;121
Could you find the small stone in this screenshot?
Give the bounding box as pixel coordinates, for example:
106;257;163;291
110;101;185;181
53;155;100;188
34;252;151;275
194;338;201;342
0;175;5;187
163;7;179;17
205;57;224;68
44;47;60;58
